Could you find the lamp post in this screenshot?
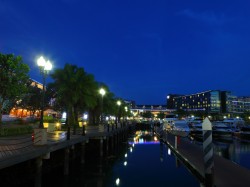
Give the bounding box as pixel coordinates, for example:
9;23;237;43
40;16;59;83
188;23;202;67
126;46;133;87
117;100;121;128
37;56;52;128
99;88;106;125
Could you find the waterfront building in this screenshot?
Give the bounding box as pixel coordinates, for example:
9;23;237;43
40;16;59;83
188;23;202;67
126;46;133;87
227;96;250;113
166;90;231;114
9;79;57;118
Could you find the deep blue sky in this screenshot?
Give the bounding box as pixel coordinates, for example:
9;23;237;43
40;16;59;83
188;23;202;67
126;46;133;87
1;0;250;105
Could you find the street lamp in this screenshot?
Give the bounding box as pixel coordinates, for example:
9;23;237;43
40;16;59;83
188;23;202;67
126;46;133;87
37;56;52;128
99;88;106;125
117;100;121;106
117;100;121;126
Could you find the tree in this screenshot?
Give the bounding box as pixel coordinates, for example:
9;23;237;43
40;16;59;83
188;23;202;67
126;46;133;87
157;112;165;119
142;111;153;119
17;80;42;117
88;83;116;126
49;63;98;135
0;53;30;125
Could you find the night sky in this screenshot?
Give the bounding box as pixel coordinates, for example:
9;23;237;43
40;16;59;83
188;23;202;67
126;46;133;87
1;0;250;105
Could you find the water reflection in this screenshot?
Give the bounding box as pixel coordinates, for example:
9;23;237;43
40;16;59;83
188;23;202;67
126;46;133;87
42;130;200;187
119;130;200;187
130;130;159;145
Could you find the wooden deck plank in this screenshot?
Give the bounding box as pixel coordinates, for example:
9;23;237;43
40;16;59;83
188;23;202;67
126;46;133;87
0;125;131;170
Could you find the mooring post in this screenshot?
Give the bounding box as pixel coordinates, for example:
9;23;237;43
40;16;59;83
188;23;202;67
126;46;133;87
111;135;114;150
175;157;180;168
202;117;214;187
71;145;75;159
64;148;70;175
106;138;109;155
35;156;43;187
175;136;180;149
100;138;104;157
81;142;85;164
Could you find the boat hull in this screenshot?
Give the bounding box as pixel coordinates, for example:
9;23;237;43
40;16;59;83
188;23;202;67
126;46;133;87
169;130;189;137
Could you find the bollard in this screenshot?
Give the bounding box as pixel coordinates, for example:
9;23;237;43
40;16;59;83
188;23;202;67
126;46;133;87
202;117;214;187
174;136;180;149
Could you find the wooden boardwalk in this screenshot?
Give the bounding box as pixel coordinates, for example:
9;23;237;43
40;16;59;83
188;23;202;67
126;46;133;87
0;124;129;170
159;131;250;187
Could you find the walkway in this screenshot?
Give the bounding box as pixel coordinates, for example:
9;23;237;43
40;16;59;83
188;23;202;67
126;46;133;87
161;132;250;187
0;124;128;170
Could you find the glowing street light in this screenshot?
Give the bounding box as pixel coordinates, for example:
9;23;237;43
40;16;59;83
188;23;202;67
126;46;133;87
117;100;121;106
37;56;52;128
99;88;106;125
117;100;121;124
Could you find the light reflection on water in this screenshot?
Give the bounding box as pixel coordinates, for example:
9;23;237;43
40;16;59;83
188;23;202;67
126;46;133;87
41;130;201;187
105;130;200;187
41;131;250;187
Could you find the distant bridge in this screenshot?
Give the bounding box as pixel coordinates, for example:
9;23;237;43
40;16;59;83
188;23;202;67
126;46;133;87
131;105;175;114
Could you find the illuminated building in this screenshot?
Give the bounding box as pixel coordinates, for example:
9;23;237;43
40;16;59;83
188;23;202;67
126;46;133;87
166;90;231;114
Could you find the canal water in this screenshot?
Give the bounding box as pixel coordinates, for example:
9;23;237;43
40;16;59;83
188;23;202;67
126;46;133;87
2;129;250;186
42;130;200;187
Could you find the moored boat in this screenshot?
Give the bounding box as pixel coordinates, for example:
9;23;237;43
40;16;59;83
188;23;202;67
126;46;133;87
222;117;245;132
162;114;178;131
212;122;233;139
186;117;203;138
168;120;190;137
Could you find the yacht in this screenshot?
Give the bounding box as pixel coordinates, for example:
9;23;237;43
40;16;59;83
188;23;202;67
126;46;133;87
186;117;203;138
167;120;190;137
222;118;245;132
162;114;178;131
212;121;234;139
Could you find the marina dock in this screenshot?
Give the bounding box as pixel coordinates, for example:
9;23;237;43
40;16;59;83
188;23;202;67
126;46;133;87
0;123;131;171
159;132;250;187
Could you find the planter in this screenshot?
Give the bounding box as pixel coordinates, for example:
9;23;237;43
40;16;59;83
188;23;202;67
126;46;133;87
43;122;61;132
79;121;87;127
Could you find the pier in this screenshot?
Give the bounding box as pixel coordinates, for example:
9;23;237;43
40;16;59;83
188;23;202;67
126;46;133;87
158;131;250;187
0;123;132;186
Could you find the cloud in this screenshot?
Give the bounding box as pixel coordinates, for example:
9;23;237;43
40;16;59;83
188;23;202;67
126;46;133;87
177;9;228;25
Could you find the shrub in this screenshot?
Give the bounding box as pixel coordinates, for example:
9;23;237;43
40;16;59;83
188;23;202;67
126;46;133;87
43;116;59;123
0;126;33;137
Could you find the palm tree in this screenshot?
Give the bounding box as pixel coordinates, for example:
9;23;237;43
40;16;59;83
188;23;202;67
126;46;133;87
49;63;98;137
88;83;117;126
